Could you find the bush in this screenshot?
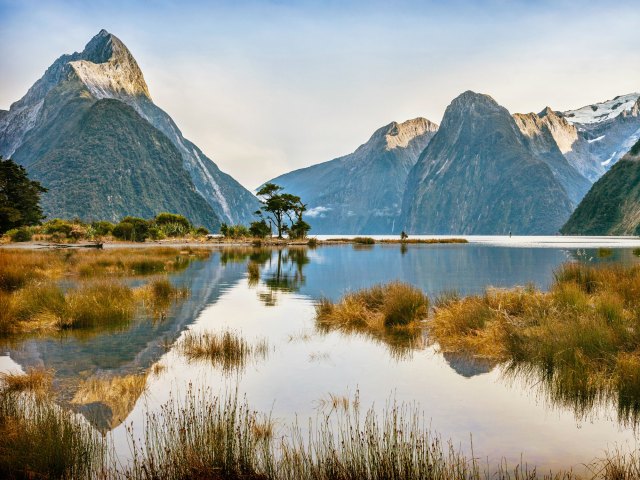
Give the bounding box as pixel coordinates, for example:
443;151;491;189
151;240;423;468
249;220;271;238
353;237;375;245
220;223;250;238
91;221;114;236
194;226;209;236
43;218;73;236
154;213;192;238
113;217;150;242
10;227;32;242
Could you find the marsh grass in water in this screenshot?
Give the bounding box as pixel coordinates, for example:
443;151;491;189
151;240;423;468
120;387;640;480
0;387;105;479
0;383;638;479
430;262;640;424
316;282;428;358
0;367;53;396
180;330;270;374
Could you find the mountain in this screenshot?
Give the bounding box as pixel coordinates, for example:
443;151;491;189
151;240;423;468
561;139;640;236
266;118;438;234
402;91;575;235
559;93;640;181
0;29;258;227
513;108;591;205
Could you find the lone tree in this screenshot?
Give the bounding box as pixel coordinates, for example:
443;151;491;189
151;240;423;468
255;183;310;239
0;156;47;234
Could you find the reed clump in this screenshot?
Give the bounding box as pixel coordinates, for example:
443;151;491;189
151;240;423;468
353;236;375;244
0;389;105;479
430;262;640;422
0;367;53;396
180;330;270;373
316;282;428;359
135;277;189;308
121;388;640;480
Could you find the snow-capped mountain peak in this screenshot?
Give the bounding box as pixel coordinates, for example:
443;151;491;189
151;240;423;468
562;93;640;125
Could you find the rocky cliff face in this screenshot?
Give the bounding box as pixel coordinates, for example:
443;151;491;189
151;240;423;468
513;108;591;205
0;30;258;225
402;91;575;235
561;139;640;235
266;118;438;234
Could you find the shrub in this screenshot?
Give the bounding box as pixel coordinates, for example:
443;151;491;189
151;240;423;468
43;218;73;236
9;227;32;242
249;220;271;238
220;223;250;238
194;226;209;236
91;221;114;236
113;217;150;242
154;212;191;230
353;237;375;245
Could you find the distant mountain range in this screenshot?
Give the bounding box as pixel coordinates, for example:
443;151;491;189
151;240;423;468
0;30;259;229
267;118;437;234
3;30;639;235
270;91;640;235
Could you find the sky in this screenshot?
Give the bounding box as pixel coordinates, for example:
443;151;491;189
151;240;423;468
1;0;639;190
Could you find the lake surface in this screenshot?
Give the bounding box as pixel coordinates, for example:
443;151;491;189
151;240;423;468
2;241;640;472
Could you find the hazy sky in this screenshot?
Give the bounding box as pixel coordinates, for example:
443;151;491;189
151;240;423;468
1;0;639;189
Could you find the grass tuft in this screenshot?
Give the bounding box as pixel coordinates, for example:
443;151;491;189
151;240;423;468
180;330;270;374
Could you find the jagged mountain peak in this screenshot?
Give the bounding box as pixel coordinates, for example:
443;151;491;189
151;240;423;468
68;29;151;100
538;106;559;118
369;117;438;151
450;90;499;109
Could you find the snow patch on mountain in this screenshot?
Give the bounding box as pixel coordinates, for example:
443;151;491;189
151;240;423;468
563;93;640;125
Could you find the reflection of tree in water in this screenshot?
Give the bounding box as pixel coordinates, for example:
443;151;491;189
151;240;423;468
258;248;309;306
220;247;310;306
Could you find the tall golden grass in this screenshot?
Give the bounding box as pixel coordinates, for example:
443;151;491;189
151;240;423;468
430;263;640;424
315;282;428;358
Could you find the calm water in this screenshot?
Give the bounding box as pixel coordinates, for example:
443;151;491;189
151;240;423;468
3;243;640;472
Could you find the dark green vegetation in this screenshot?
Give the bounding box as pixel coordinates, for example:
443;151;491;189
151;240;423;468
13;96;221;230
2;213;209;243
402;91;576;234
266;119;438;234
255;183;310;239
562;139;640;235
0;156;46;234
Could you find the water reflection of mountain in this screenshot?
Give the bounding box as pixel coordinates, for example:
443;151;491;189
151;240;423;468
442;352;495;378
5;253;247;429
